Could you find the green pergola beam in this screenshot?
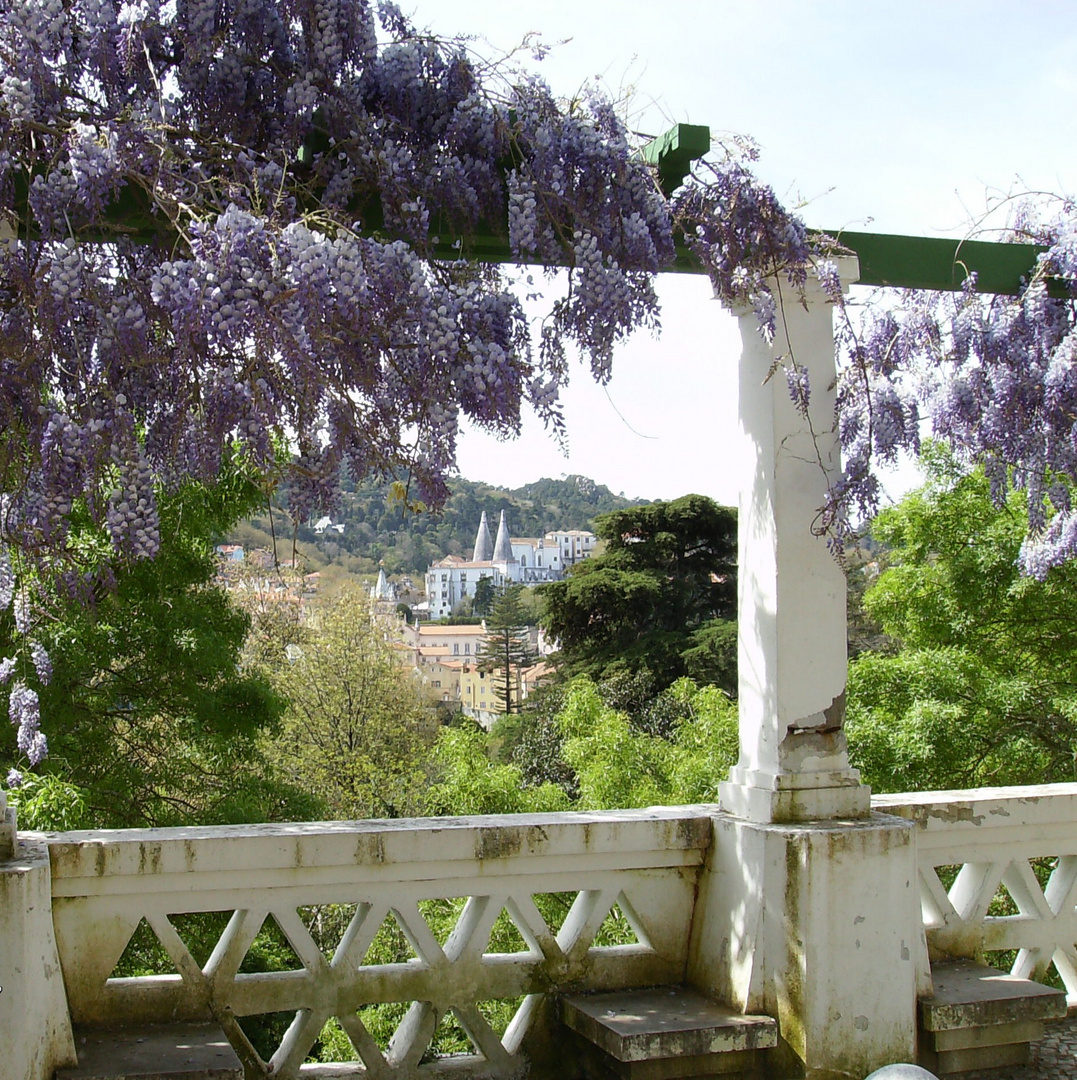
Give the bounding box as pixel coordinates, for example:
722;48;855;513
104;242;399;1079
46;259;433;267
823;229;1050;297
642;123;711;195
11;120;1063;298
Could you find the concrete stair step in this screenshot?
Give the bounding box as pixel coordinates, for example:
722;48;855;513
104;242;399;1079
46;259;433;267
919;961;1068;1075
55;1023;243;1080
562;985;777;1080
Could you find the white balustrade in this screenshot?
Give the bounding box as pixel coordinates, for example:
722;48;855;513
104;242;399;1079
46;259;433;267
877;784;1077;1004
46;808;710;1079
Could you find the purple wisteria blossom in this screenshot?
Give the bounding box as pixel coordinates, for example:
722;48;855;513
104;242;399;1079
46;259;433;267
0;0;675;566
825;207;1077;568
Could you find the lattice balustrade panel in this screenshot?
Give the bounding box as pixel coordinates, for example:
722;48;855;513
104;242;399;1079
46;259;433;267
48;811;708;1079
875;785;1077;1005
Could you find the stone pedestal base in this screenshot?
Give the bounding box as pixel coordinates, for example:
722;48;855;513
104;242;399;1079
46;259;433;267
688;811;926;1080
720;765;871;824
0;837;77;1080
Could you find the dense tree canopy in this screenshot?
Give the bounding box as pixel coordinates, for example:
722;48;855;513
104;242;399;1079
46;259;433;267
539;494;737;692
847;451;1077;792
265;586;437;819
430;675;738;814
2;469;315;824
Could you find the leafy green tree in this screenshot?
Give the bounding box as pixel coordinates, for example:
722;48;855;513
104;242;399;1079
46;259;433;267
441;676;738;813
265;587;438;819
425;724;571;816
847;452;1077;792
558;677;739;809
472;575;497;617
2;472;315;828
476;584;537;714
539;495;737;693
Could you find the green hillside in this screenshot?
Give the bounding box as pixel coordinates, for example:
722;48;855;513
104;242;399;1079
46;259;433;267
227;475;650;581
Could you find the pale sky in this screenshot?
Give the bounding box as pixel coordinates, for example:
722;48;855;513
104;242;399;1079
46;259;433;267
423;1;1077;505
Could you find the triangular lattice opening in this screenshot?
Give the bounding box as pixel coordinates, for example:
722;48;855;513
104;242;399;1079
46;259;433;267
477;996;527;1040
484;906;533;955
426;1007;480;1060
592;895;646;948
108;917;178;979
232;1010;299;1066
361;1002;411;1053
239;913;306;973
361;911;422;967
312;1016;359;1064
169;910;234;968
299;903;359;961
418;897;468;948
988;880;1020;918
531;891;579;936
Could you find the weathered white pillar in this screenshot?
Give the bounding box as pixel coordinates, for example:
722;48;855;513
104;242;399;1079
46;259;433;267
0;833;78;1080
719;257;870;824
688;260;924;1078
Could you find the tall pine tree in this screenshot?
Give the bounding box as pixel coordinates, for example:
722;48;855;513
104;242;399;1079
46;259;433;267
477;585;538;715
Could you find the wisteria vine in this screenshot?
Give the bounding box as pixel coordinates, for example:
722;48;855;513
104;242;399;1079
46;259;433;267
0;0;1074;777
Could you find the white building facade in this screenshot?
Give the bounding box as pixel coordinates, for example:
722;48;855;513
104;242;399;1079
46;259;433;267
424;511;595;619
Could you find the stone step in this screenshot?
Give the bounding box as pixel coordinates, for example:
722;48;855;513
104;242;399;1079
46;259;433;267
55;1023;243;1080
919;961;1068;1075
562;985;777;1080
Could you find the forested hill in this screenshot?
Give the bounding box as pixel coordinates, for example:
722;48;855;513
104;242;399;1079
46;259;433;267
227;475;651;580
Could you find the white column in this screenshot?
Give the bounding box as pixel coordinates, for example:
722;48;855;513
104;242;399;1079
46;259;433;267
720;257;870;824
0;838;78;1079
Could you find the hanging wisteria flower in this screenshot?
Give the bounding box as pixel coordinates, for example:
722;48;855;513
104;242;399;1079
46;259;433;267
30;642;52;686
0;0;676;574
9;681;46;765
0;548;13;611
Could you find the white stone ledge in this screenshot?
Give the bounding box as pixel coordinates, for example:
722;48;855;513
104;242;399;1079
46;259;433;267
873;785;1077;849
40;806;714;895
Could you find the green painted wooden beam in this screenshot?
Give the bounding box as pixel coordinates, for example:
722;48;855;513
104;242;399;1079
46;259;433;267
642;123;711;195
10;117;1065;299
821;229;1052;296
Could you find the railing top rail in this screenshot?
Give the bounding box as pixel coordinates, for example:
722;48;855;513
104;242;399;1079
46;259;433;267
42;805;714;889
873;783;1077;833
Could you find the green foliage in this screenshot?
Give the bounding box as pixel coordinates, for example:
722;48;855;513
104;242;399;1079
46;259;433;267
9;772;91;831
425;724;571;816
847;453;1077;792
2;472;315;827
264;587;438;819
476;584;537;714
472;575;497;617
539;495;737;692
558;677;738;809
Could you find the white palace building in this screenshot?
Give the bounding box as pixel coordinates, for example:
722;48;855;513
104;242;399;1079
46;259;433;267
424;510;595;619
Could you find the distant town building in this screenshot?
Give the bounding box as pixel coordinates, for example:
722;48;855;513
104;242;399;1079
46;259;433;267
424;511;596;619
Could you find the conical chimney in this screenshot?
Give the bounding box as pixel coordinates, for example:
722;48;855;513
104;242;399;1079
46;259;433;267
473;511;493;562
